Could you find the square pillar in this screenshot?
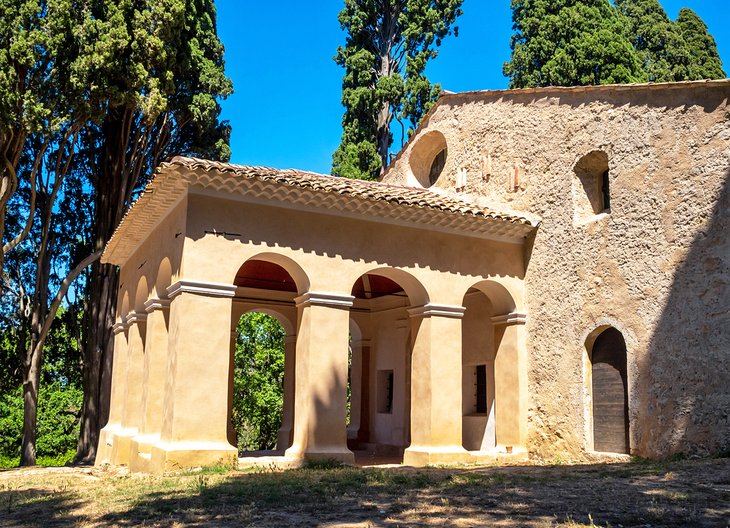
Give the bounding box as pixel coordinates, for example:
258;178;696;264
129;298;170;472
285;292;354;464
492;312;528;451
110;312;147;466
148;280;239;473
404;303;473;466
277;335;297;450
96;322;129;466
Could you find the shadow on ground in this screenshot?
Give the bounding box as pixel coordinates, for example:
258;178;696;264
3;458;729;527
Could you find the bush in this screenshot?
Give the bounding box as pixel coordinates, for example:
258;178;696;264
0;383;82;463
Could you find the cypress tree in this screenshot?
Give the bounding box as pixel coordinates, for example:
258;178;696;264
675;8;725;80
615;0;691;82
503;0;646;88
332;0;463;181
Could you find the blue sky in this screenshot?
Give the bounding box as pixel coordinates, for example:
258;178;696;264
216;0;729;175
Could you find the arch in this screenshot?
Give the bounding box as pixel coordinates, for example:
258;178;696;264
350;267;429;306
467;279;517;316
407;130;448;188
241;306;295;336
119;290;131;321
587;326;629;454
573;149;610;222
234;252;310;294
154;257;173;299
134;276;150;313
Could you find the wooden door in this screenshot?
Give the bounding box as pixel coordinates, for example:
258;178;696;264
592;328;629;453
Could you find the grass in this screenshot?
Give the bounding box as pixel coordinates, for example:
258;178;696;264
0;457;728;526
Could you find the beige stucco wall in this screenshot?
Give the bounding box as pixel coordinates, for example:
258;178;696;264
383;82;730;458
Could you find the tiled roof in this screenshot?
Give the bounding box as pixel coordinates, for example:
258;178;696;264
102;156;536;264
172;156;532;224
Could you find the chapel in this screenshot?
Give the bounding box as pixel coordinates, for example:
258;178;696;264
96;79;729;473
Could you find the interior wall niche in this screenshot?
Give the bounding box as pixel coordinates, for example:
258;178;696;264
573;150;610;223
407;130;448;188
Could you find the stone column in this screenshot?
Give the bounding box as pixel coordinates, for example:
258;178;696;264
277;335;296;450
129;297;170;472
346;338;365;444
285;292;355;464
404;303;472;466
492;312;528;451
111;311;147;466
149;280;239;473
96;320;129;466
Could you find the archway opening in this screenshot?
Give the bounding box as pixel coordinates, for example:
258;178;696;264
347;270;424;462
231;311;286;453
229;256;302;457
461;287;497;452
461;280;521;454
590;327;629;454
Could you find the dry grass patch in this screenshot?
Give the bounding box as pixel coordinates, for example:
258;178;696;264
0;457;728;527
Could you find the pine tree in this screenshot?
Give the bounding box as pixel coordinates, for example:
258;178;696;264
615;0;691;82
675;8;725;80
503;0;646;88
332;0;463;181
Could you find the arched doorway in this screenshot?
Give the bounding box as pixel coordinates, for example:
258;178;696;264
460;280;525;454
461;287;496;452
231;311;287;453
590;327;629;454
348;269;427;460
229;256;304;455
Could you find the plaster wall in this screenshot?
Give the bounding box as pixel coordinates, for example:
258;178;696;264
383;83;730;458
182;192;526;307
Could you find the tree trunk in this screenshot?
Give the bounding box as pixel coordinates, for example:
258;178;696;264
75;109;133;464
20;348;41;466
75;261;118;464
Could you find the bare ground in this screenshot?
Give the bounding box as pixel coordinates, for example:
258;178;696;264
0;457;728;527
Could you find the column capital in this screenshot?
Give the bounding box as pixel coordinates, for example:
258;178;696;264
167;280;237;300
125;311;148;325
491;312;527;326
144;297;171;313
408;303;466;319
112;321;129;334
295;291;355;309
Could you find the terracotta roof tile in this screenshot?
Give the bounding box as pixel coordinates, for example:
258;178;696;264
170;156;533;225
102;156;536;264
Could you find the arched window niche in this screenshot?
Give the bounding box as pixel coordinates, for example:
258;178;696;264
407;130;448;188
573;150;611;224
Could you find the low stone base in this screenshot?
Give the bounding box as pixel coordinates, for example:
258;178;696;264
148;441;238;474
129;434;161;473
403;446;474;466
100;427;138;467
284;446;355;465
95;426;121;466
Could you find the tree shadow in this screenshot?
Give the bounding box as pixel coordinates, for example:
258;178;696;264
636;169;729;458
87;458;730;527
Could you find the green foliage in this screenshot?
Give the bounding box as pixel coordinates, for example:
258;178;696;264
504;0;725;88
675;8;725;80
503;0;647;88
615;0;691;82
332;0;463;180
0;382;82;463
232;313;286;452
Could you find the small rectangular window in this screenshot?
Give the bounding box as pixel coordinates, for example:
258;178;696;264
602;170;611;211
377;370;394;414
475;365;487;414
